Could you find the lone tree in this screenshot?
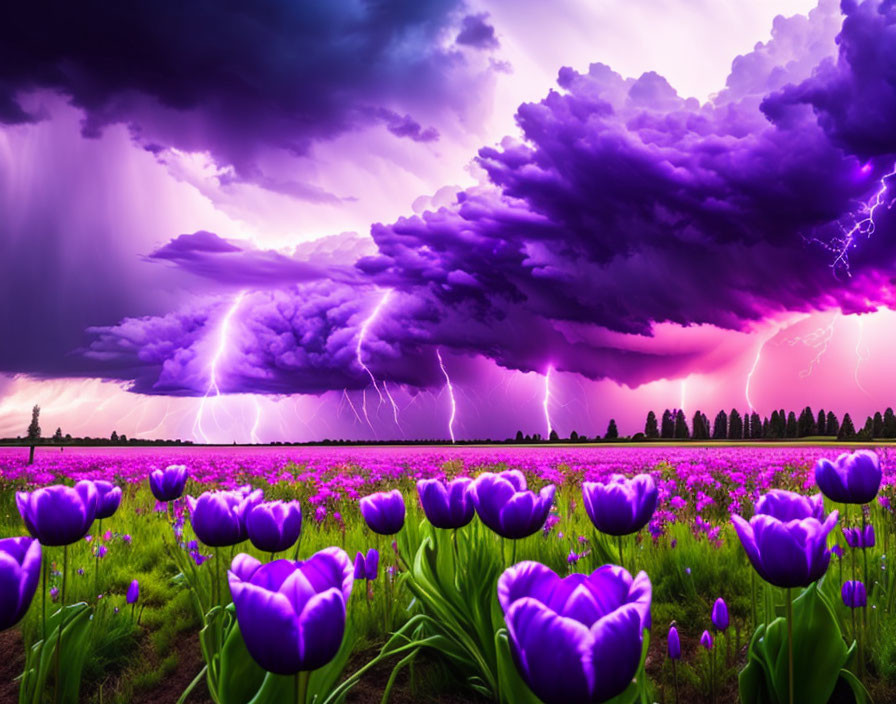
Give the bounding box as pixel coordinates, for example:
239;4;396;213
27;405;41;464
605;419;619;440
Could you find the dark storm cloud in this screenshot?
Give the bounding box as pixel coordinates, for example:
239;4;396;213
761;0;896;157
43;0;896;395
456;13;500;49
0;0;477;185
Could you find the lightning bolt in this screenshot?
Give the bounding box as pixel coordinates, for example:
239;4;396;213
193;291;246;443
810;162;896;277
250;395;262;444
382;381;402;431
435;348;457;443
543;365;554;439
342;388;363;425
854;315;871;396
784;314;838;379
745;326;781;413
355;289;394;431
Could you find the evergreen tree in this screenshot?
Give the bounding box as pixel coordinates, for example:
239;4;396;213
111;430;119;443
728;409;743;439
674;410;689;439
712;410;728;439
884;408;896;439
52;427;63;443
863;416;874;438
26;405;41;465
645;411;659;439
692;411;708;440
797;407;815;437
605;419;619;440
817;409;827;436
549;429;560;442
769;410;780;438
661;409;674;439
838;413;856;440
515;430;524;442
743;412;751;439
570;430;579;442
873;412;884;438
762;417;769;437
120;434;128;443
750;412;762;439
785;411;798;438
826;411;840;438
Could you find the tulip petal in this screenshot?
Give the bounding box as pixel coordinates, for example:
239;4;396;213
505;597;594;704
297;587;346;671
590;603;644;702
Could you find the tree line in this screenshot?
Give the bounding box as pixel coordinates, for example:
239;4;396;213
513;406;896;443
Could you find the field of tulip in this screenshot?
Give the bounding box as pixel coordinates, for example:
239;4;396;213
2;443;896;703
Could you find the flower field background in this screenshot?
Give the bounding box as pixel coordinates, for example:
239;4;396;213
1;444;895;703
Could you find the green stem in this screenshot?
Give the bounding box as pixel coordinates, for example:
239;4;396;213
786;588;793;704
94;519;102;600
55;544;69;704
511;539;517;566
617;535;624;571
42;557;48;641
672;659;679;704
750;570;757;628
295;670;309;704
214;546;220;606
500;537;506;567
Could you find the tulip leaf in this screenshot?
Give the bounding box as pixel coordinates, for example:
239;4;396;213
834;668;872;704
18;603;93;704
218;616;268;704
739;584;850;704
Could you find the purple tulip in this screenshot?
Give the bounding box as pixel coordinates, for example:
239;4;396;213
417;478;474;529
469;471;556;540
17;481;98;546
228;548;353;674
93;481;122;520
582;474;658;536
711;598;729;631
126;579;139;604
149;465;188;502
498;561;651;704
832;544;844;559
667;625;681;660
0;537;42;631
815;450;882;505
732;489;838;589
843;523;875;549
700;630;713;650
364;548;379;580
359;490;406;535
246;500;302;553
842;580;867;609
353;548;379;581
190;489;264;547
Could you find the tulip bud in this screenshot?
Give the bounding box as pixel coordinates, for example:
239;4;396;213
700;630;713;650
667;625;681;660
126;579;140;604
711;597;729;631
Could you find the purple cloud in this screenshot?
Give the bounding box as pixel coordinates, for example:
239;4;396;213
456;13;500;50
35;1;896;397
0;0;479;188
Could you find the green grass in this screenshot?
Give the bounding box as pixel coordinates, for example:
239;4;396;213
3;469;896;703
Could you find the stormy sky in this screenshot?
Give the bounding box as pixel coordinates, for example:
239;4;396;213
2;0;896;442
